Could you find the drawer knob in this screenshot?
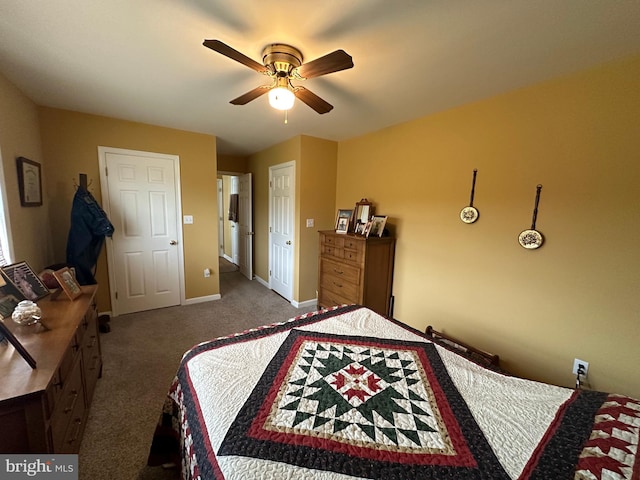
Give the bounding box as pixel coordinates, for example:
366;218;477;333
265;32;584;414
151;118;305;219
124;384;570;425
333;269;344;275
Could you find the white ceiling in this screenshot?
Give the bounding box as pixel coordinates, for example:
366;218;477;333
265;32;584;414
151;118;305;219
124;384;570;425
1;1;639;156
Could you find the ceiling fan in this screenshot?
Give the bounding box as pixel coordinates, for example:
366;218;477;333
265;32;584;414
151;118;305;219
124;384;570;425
203;39;354;114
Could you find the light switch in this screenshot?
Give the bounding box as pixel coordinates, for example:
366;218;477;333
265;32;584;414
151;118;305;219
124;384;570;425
184;215;194;224
306;218;314;228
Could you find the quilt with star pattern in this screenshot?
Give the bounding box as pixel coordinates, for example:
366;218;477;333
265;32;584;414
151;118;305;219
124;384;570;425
148;305;640;480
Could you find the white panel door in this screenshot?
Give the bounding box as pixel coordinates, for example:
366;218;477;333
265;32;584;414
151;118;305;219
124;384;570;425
269;162;294;301
102;148;182;315
238;173;253;280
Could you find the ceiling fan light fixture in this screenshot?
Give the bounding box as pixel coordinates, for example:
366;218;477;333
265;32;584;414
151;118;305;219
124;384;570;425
268;85;295;110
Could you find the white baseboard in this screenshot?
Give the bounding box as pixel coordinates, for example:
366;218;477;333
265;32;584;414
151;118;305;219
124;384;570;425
184;294;221;305
293;298;318;309
254;274;317;310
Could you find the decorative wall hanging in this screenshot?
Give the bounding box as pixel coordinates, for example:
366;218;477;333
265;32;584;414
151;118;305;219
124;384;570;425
518;184;544;249
460;169;479;224
16;157;42;207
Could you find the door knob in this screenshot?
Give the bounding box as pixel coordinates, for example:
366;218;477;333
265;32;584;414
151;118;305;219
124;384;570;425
286;240;292;245
170;240;177;245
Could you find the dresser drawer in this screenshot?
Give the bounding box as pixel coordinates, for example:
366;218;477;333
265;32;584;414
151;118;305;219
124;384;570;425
82;313;102;405
321;244;344;259
320;258;360;285
50;356;84;452
320;276;358;302
321;233;345;248
343;248;362;263
319;288;356;309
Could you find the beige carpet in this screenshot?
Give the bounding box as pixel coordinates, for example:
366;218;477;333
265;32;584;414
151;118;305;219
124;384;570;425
78;271;316;480
219;256;238;273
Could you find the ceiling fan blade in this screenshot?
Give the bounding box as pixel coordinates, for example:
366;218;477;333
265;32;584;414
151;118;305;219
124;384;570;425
293;87;333;114
203;39;268;73
230;85;271;105
296;50;353;79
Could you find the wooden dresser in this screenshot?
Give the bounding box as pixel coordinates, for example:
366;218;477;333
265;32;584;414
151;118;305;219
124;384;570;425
318;231;396;317
0;285;102;453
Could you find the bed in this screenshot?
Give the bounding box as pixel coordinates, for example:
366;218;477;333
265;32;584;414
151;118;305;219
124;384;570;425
147;305;640;479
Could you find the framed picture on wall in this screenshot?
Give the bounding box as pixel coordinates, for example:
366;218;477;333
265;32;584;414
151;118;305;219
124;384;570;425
16;157;43;207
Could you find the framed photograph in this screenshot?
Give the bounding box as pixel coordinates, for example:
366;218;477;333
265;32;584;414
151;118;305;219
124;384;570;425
53;267;82;300
335;209;353;234
0;319;37;369
16;157;42;207
0;270;26;319
362;221;372;238
367;215;388;238
2;261;50;301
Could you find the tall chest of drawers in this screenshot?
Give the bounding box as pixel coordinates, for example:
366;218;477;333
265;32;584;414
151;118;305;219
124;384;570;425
0;285;102;453
318;231;396;317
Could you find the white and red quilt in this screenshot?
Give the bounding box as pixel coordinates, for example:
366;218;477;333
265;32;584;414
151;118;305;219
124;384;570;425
148;305;640;480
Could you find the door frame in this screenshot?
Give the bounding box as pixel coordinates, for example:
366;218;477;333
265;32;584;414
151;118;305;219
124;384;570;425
268;160;295;301
217;178;224;257
238;173;253;280
98;146;186;316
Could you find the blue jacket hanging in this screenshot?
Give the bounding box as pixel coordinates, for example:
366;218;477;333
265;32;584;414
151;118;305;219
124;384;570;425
66;187;114;285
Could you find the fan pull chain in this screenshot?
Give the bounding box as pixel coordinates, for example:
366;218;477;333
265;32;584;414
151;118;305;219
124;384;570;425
284;109;288;124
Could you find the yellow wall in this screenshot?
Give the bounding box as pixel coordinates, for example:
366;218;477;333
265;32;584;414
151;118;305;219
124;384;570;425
38;108;219;311
247;137;300;287
0;73;52;271
337;54;640;399
298;136;338;301
247;135;338;304
218;154;247;174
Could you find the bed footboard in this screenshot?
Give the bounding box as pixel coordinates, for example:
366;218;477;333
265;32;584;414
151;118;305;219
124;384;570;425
426;325;501;369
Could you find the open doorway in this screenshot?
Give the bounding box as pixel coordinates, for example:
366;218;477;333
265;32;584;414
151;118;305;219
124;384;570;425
219;174;238;272
218;173;253;279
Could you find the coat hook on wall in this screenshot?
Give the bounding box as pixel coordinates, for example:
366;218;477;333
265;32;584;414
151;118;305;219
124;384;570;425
73;174;93;191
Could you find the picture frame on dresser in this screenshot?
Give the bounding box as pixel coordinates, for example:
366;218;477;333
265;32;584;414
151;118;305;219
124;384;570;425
0;269;26;318
367;215;388;237
335;209;353;234
53;267;82;300
2;261;50;301
0;319;37;368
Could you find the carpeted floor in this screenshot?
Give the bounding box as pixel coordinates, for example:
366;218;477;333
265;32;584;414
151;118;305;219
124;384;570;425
219;256;238;273
78;270;316;480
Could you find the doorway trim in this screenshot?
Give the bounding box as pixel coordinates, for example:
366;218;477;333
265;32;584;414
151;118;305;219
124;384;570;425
98;146;186;316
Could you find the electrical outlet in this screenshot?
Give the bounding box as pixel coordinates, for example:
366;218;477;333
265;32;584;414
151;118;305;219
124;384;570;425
572;358;589;376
